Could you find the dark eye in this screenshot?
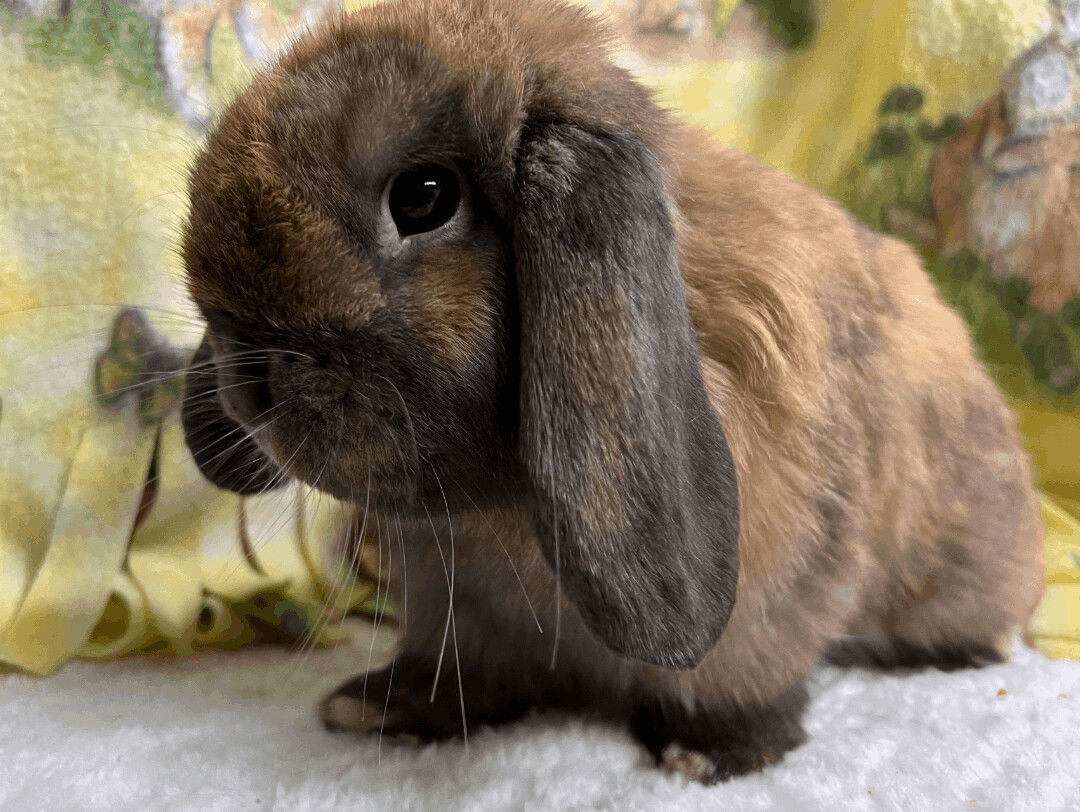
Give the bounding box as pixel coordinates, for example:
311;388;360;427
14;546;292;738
387;164;461;236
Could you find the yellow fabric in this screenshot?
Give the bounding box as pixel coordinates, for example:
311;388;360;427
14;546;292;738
0;0;382;673
646;0;1046;192
1016;402;1080;659
0;406;155;674
1033;494;1080;659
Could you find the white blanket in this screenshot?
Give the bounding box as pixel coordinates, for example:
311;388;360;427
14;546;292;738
2;628;1078;811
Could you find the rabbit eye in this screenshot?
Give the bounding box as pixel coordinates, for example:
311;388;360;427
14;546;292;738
387;164;460;236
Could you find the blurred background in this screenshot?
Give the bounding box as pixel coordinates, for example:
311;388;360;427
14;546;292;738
0;0;1077;674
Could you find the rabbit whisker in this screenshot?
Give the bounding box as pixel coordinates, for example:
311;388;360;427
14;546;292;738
423;495;454;707
377;640;397;766
459;486;542;635
434;469;468;752
550;527;562;672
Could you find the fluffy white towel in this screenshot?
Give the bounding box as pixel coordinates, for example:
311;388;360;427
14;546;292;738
1;628;1078;811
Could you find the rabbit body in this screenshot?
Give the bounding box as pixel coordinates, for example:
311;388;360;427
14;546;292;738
181;0;1045;782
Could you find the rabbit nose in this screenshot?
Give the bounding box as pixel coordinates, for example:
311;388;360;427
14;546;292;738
215;349;274;426
202;312;277;425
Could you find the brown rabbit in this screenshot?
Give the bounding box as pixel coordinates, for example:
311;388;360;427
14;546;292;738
179;0;1045;783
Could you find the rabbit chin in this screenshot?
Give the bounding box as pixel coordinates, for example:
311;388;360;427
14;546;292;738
309;468;422;508
255;417;422;507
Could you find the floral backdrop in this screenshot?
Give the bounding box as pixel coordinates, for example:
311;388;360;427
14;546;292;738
1;0;1077;673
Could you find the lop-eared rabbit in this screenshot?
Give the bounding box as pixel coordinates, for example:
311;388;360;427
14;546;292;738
180;0;1045;782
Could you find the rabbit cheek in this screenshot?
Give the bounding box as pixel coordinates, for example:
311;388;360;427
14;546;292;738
407;244;503;371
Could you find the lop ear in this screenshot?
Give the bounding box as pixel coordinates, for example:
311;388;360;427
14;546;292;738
513;123;740;670
181;333;287;495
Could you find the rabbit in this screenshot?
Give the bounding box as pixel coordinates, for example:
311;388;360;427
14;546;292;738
178;0;1046;783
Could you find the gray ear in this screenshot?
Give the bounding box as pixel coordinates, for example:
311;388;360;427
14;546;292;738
181;333;287;495
513;123;740;670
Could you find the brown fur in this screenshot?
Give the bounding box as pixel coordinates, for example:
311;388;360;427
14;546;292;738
181;0;1046;783
409;244;502;365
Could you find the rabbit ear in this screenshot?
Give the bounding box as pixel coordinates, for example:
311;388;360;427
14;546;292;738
513;123;740;670
181;333;287;495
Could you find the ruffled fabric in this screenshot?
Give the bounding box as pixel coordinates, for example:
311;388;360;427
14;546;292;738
0;308;378;675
